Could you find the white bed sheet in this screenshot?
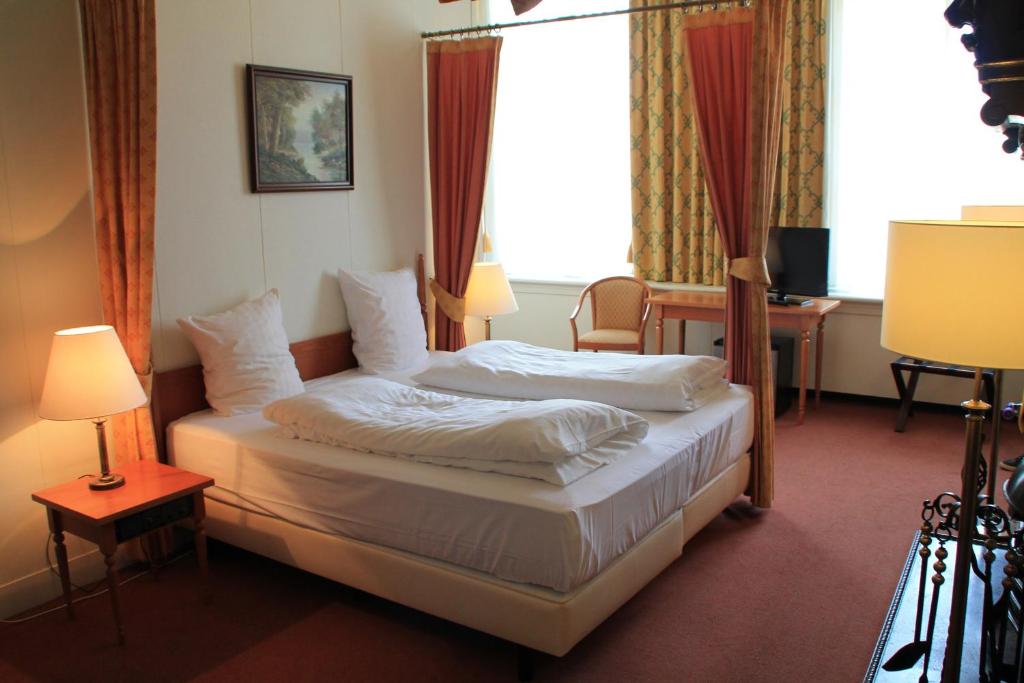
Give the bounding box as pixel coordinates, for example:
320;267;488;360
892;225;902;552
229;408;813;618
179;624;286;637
168;362;753;593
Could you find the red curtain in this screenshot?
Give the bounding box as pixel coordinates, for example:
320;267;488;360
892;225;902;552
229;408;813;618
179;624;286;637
685;3;789;507
426;37;502;351
686;15;754;381
80;0;159;464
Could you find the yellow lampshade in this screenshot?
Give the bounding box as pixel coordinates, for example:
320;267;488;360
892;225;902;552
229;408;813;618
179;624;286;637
38;325;147;421
881;220;1024;369
465;262;519;318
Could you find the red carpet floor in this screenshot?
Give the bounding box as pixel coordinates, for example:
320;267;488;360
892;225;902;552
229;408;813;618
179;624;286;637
2;397;1022;682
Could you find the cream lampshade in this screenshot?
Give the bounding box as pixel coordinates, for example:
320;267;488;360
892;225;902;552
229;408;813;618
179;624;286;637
881;219;1024;680
465;262;519;341
881;220;1024;369
39;325;147;490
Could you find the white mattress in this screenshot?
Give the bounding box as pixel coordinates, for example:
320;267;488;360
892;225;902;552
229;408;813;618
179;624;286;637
168;364;753;593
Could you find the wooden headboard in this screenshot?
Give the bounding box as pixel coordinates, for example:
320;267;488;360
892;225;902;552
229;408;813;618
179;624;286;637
151;254;428;463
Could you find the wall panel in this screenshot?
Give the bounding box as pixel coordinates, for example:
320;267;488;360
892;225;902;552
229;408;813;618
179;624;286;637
0;0;107;618
153;0;266;370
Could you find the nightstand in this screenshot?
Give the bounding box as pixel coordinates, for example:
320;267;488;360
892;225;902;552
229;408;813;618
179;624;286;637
31;461;214;644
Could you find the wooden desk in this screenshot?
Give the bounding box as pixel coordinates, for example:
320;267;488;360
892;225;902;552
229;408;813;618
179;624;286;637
646;290;841;424
31;461;214;644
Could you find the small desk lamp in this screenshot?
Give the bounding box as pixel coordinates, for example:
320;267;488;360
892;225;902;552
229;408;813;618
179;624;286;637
881;219;1024;681
38;325;147;490
465;261;519;341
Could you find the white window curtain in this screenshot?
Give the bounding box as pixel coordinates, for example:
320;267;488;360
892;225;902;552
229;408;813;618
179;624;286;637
481;0;632;281
827;0;1022;299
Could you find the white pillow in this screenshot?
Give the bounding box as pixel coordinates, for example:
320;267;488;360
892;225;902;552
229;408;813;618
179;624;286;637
177;289;304;416
337;267;428;373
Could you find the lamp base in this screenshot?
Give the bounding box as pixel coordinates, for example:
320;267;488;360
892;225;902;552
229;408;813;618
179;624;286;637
89;473;125;490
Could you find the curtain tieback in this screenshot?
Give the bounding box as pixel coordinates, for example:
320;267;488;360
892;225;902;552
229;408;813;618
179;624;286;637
429;279;466;323
728;256;771;286
135;361;154;400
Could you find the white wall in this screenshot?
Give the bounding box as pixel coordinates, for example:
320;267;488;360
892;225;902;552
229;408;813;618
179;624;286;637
0;0;110;618
152;0;469;371
490;282;1024;409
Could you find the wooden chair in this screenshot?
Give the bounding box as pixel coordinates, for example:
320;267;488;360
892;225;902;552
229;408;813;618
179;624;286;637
570;276;652;354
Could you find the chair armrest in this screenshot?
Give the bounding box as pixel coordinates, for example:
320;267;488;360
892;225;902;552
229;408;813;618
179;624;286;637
569;290;589;351
569;291;587;322
637;302;652;351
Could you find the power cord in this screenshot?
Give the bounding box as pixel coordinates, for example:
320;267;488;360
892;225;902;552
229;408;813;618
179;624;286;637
1;540;195;625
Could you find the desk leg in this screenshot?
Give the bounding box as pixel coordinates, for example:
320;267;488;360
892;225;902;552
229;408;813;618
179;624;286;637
815;319;825;407
193;492;211;605
99;532;125;645
655;310;664;355
677;320;686;355
49;510;74;620
798;330;810;424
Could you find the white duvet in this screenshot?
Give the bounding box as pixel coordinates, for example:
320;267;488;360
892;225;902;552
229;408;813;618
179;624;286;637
262;375;648;485
412;340;729;412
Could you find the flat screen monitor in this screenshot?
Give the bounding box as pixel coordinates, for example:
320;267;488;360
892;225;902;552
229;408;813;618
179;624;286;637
765;227;829;298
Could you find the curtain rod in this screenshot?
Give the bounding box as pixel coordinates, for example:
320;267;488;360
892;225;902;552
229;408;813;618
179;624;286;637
420;0;750;39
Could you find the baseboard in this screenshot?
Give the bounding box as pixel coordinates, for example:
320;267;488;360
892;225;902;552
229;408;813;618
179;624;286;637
778;388;1021;431
808;389;976;415
0;548;107;620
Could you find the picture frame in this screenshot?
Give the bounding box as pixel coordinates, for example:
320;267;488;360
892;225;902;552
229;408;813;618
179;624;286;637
245;64;353;192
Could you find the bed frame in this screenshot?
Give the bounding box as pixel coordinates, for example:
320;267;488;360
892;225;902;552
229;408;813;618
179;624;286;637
150;254;751;672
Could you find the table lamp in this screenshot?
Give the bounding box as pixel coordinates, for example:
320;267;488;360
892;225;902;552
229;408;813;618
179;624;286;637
38;325;147;490
881;219;1024;681
465;261;519;341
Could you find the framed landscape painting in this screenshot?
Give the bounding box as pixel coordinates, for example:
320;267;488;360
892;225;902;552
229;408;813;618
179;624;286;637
246;65;353;192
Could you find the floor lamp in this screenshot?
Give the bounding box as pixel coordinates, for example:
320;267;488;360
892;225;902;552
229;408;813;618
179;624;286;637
881;219;1024;681
465;261;518;341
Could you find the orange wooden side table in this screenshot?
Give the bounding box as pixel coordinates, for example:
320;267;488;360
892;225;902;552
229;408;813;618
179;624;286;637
31;461;214;644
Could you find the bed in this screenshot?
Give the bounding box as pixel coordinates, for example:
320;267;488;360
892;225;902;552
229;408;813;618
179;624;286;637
150;259;754;669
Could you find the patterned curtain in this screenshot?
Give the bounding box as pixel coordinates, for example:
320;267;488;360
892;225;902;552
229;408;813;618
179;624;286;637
629;2;726;285
80;0;158;464
630;0;826;284
773;0;828;227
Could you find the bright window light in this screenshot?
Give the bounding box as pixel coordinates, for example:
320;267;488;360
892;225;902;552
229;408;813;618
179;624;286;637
483;0;632;281
483;0;1022;290
828;0;1022;299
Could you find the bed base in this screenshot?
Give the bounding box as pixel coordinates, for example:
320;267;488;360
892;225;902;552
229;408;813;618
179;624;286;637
200;452;750;659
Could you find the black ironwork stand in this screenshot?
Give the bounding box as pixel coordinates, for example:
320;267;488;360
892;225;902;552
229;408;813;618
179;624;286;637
882;370;1024;681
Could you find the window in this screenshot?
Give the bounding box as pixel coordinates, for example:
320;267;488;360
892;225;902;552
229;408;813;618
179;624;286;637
484;0;1022;292
827;0;1022;299
483;0;631;281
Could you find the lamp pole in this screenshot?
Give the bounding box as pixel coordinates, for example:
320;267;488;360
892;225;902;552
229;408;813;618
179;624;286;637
940;368;989;682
